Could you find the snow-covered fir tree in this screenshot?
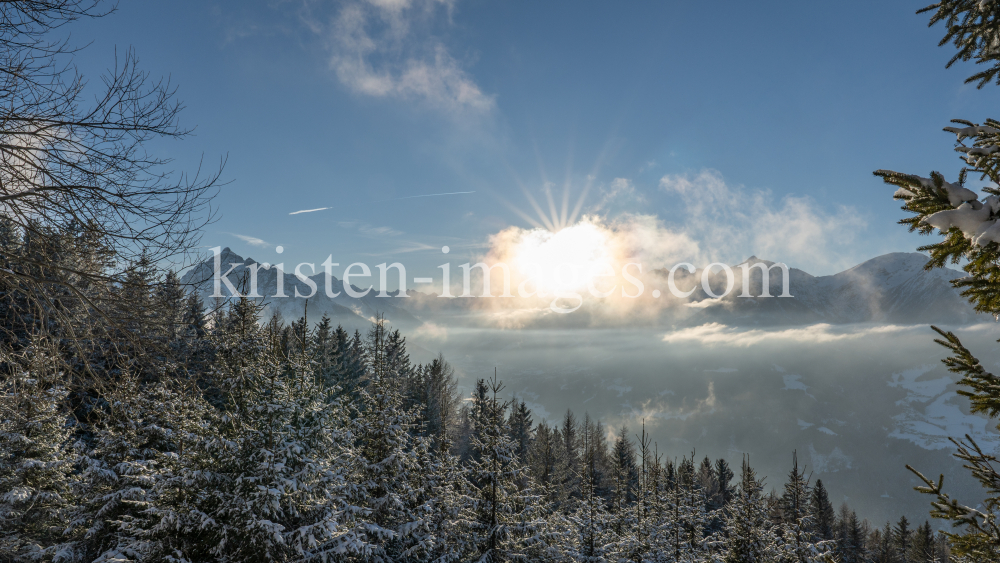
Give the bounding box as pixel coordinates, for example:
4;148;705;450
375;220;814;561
0;341;79;562
139;296;365;562
566;416;614;563
723;457;778;563
773;452;834;563
349;315;447;561
73;376;220;562
462;374;549;562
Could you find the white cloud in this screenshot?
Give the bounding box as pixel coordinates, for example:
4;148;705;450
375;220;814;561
231;233;270;248
593;177;646;212
658;169;869;274
660;322;914;347
359;224;403;237
621;381;717;424
323;0;493;113
336;221;404;237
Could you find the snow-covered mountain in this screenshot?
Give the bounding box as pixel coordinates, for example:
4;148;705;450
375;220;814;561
180;248;421;330
668;252;982;326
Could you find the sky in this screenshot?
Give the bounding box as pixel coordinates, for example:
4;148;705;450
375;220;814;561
72;0;999;279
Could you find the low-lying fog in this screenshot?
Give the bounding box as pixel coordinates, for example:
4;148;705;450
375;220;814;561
408;321;1000;526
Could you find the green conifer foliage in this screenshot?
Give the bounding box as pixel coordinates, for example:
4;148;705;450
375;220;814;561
876;2;1000;558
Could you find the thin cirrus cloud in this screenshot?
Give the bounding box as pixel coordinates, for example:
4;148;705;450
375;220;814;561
319;0;494;113
335;221;404;238
231;233;271;248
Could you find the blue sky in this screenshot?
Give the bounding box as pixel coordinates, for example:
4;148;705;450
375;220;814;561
74;0;997;278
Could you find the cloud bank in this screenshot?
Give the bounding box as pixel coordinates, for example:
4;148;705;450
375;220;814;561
660;322;915;348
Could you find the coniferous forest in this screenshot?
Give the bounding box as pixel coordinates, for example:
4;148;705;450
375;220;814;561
0;276;959;563
6;1;1000;562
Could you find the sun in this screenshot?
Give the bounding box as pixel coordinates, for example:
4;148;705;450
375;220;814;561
487;155;627;297
511;221;615;295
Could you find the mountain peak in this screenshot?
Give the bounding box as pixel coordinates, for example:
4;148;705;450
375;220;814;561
740;255;777;267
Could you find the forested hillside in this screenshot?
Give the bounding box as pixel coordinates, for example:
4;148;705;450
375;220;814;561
0;270;953;561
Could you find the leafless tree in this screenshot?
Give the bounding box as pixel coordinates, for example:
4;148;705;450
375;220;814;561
0;1;222;381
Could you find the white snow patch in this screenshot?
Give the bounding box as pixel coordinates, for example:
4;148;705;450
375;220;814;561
797;419;814;429
887;365;1000;451
817;427;837;436
943;124;999;141
782;374;815;399
807;444;852;473
888;365;948;404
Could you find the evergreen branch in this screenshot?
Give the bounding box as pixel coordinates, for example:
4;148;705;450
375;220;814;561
931;326;1000;418
919;0;1000;88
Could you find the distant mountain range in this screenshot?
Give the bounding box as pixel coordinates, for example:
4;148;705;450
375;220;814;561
669;252;982;326
181;247;420;331
182;249;985;328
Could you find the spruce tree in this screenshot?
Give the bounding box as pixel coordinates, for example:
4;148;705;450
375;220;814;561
508;399;534;464
875;3;1000;559
723;457;778;563
343;328;367;401
583;414;611;500
646;451;718;563
0;341;79;561
775;450;835;563
462;373;546;561
810;479;835;541
561;409;581;502
351;320;437;561
716;457;736;508
140;295;366;562
568;415;613;562
420;354;460;452
698;455;723;512
610;424;636;536
895;515;912;563
869;522;896;563
528;421;565;507
384;328;416;401
311;313;335;386
911;520;936;563
919;0;1000;88
74;376;220;562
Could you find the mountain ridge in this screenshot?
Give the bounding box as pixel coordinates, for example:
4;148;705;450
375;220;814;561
668;252;979;326
182;249;984;328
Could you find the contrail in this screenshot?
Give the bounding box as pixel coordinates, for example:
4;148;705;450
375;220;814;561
289;207;330;215
289;191;475;215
